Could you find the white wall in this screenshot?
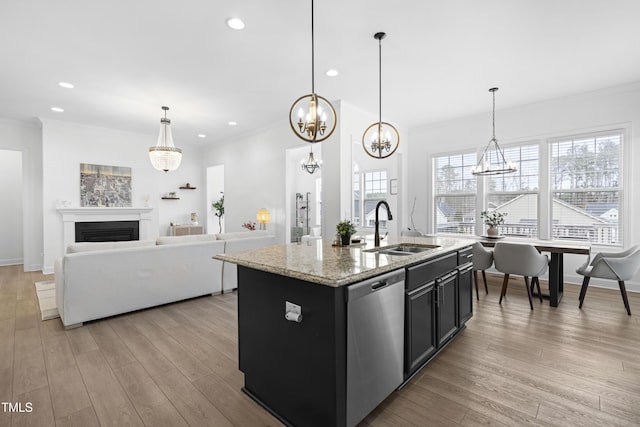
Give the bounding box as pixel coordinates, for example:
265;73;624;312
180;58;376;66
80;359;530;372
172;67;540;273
0;118;43;271
408;82;640;291
0;149;24;265
201;121;298;244
41;119;204;273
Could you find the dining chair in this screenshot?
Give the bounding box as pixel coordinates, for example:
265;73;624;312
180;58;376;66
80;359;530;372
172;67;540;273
576;245;640;315
493;242;548;310
472;242;493;300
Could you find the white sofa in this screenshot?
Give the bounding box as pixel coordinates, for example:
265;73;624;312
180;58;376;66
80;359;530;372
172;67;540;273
54;231;275;327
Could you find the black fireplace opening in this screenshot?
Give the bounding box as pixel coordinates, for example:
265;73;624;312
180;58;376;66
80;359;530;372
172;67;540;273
75;221;140;242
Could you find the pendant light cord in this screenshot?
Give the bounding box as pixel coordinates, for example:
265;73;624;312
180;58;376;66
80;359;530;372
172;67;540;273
491;88;497;140
311;0;315;94
378;35;382;124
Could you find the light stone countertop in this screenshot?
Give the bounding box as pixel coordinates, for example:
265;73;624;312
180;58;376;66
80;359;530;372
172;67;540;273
214;235;476;287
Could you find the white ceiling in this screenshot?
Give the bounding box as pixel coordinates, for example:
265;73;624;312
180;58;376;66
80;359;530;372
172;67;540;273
1;0;640;148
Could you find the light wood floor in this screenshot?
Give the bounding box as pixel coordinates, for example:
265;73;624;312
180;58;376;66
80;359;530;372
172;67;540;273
1;265;639;427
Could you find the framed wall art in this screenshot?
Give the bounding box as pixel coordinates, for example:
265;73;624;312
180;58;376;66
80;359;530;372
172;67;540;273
80;163;132;207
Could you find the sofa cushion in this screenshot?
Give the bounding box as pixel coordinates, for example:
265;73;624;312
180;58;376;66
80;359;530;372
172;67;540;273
215;230;268;240
66;240;156;254
156;234;219;245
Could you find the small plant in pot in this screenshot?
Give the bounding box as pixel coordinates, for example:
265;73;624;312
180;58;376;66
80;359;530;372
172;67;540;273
336;220;356;246
480;210;507;236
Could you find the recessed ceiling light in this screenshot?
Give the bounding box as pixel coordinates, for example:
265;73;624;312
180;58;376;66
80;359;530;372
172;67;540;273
228;121;238;126
51;107;64;113
226;18;245;30
58;82;74;89
326;69;339;77
197;134;207;138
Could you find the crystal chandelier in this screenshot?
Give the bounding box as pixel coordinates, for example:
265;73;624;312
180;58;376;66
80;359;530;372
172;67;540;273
149;106;182;172
471;88;517;175
301;146;322;174
288;0;336;143
362;32;399;159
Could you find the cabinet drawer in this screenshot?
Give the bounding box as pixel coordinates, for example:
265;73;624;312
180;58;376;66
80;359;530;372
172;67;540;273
458;247;473;265
406;253;457;291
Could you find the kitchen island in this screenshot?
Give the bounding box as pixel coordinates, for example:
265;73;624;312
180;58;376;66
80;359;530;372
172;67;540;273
215;236;474;427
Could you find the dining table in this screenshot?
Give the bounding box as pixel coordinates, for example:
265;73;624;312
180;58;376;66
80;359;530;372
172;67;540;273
479;238;591;307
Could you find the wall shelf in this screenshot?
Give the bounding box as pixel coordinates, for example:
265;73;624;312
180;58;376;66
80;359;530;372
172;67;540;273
179;186;196;190
161;197;180;200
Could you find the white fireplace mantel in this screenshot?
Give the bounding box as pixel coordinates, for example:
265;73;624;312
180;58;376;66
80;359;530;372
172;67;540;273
57;207;153;250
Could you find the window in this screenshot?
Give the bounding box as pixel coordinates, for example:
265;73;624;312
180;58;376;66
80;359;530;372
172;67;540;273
550;132;622;245
433;152;477;235
430;129;624;246
486;143;539;237
353;169;388;228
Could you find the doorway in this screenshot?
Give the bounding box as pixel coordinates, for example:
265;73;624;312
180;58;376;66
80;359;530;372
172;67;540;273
0;149;24;266
207;165;225;235
285;146;322;243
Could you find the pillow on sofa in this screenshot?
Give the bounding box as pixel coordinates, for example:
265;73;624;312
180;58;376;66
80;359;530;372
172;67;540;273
66;240;156;254
156;234;219;245
215;230;268;240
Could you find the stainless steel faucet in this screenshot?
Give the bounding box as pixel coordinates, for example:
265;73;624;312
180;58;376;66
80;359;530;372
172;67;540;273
374;200;393;247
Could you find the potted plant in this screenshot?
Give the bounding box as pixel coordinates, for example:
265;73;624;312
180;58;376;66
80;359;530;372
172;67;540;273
336;219;356;246
480;210;507;236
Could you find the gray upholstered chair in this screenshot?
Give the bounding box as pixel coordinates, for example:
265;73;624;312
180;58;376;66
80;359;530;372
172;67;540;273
493;242;548;310
576;245;640;315
472;242;493;300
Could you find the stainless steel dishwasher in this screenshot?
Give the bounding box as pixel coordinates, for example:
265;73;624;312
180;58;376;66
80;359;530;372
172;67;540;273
346;268;405;427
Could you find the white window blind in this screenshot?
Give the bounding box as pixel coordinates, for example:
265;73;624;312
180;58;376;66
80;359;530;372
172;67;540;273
433;152;477;235
487;143;539;237
550;132;622;245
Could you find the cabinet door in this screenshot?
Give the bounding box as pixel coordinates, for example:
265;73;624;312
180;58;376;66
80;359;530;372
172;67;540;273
436;271;458;347
458;264;473;325
405;282;437;376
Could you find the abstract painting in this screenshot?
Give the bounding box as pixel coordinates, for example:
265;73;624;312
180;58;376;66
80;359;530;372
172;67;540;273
80;163;132;207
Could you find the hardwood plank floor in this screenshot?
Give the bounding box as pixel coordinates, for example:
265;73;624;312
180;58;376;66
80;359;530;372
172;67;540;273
1;264;639;426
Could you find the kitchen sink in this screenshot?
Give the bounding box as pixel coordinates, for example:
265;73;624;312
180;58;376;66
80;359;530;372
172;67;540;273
365;243;441;256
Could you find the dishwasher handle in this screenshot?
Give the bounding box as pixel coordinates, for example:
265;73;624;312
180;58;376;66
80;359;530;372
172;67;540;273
346;269;405;302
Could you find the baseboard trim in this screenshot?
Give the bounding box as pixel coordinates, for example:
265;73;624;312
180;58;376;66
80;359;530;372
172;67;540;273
0;258;23;266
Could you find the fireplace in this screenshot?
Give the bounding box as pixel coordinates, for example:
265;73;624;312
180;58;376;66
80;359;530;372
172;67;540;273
58;207;153;253
75;221;139;242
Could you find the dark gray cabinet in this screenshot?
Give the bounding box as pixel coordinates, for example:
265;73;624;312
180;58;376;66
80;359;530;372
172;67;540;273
458;264;473;324
406;282;437;375
436;270;458;348
404;246;473;381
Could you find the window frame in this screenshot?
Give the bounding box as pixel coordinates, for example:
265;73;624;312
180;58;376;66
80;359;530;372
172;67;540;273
431;149;478;236
429;126;629;249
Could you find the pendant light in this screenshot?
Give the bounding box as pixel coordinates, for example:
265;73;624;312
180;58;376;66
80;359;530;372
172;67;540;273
149;106;182;172
301;146;322;174
288;0;337;143
362;32;399;159
471;88;516;175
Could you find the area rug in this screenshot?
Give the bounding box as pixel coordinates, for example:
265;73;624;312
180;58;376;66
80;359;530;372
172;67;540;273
35;280;59;320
